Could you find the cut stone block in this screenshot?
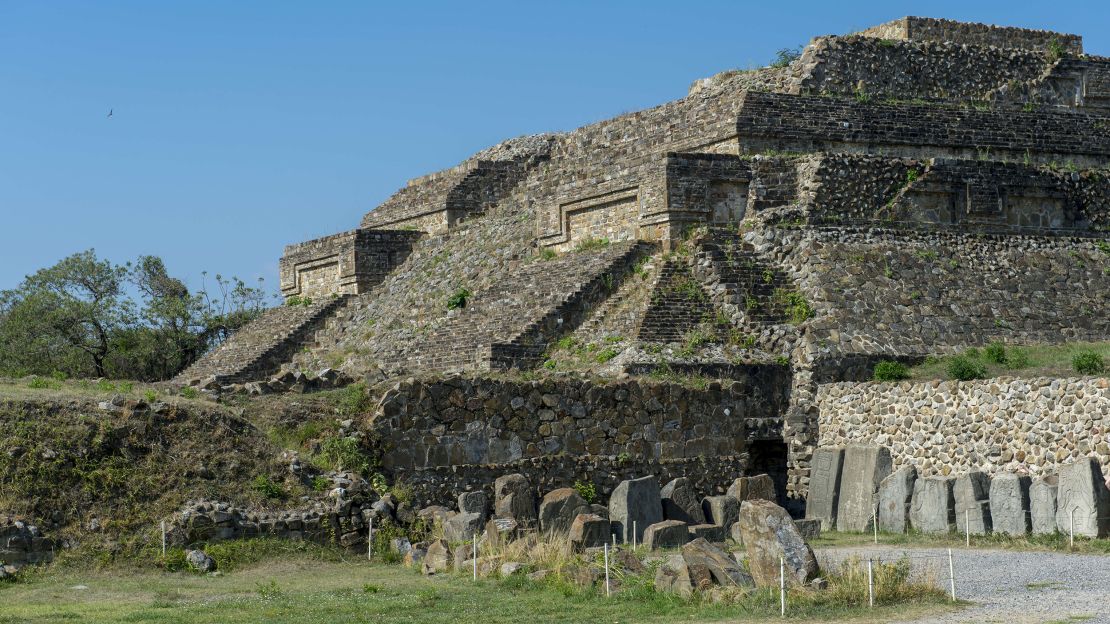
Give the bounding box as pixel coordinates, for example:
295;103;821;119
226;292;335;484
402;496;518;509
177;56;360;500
654;554;694;597
836;446;892;532
443;511;483;543
954;472;992;535
539;488;591;535
458;491;488;520
737;499;820;588
794;518;822;541
1030;475;1059;535
569;513;610;550
688;524;727;542
878;465;917;534
701;495;740;529
661;477;706;524
494;474;536;528
643;520;690;550
726;474;776;503
910;477;955;534
989;472;1031;536
805;447;844;531
609;476;663;544
1055;458;1110;538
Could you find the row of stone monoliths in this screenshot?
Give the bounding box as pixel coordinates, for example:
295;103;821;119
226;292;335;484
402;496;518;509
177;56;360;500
807;446;1110;538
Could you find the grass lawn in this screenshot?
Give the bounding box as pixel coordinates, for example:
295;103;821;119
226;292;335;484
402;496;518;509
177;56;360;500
0;555;957;624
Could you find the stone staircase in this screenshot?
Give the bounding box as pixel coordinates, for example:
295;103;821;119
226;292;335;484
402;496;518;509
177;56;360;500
392;241;654;374
636;257;715;344
173;295;352;385
694;233;791;327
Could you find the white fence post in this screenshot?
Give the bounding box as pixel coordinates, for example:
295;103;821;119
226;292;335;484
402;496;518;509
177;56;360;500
947;548;956;601
779;556;786;617
867;558;874;607
368;517;373;561
965;509;970;547
472;532;478;581
160;520;166;557
632;521;637;549
873;504;878;544
604;543;611;598
1069;508;1075;548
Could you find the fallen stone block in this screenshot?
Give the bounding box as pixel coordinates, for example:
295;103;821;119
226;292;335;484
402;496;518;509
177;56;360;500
609;476;663;545
1055;458;1110;538
989;472;1031;536
642;520;690;550
910;477;955;534
423;539;451;574
794;519;821;541
954;472;992;535
539;488;591;535
701;495;740;529
688;523;727;542
806;447;845;531
737;499;819;587
569;513;610;550
878;465;917;534
661;477;705;524
1030;475;1059;535
836;446;892;532
443;511;484;543
654;554;695;597
726;474;776;503
681;537;753;587
458;491;488;519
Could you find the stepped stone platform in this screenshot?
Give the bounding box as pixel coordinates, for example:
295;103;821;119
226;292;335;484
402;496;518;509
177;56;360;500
181;16;1110;516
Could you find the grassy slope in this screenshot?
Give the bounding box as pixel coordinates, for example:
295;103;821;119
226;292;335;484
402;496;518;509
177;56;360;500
905;341;1110;381
0;553;955;624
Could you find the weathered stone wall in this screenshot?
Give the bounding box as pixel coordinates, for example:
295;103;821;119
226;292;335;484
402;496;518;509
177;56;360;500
816;377;1110;479
749;227;1110;363
0;516;55;572
794;35;1053;103
279;229;424;299
735;92;1110;166
858;17;1082;54
371;375;788;473
799;154;1110;234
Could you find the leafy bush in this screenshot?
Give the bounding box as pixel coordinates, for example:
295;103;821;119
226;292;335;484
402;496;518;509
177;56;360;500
873;360;910;381
947;356;987;381
573;237;610;252
180;386;199;399
984;342;1007;364
319;436;369;474
770;46;803;68
286;295;313;307
1005;348;1031;369
595;347;619;364
572;479;597;504
336;382;372;416
1072;351;1106;375
446;287;471;310
250;475;284;499
774;290;814;324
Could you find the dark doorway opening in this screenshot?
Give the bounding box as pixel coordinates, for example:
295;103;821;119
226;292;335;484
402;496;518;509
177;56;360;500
748;439;789;507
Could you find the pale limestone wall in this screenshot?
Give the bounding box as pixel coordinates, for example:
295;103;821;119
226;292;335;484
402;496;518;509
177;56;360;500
816;377;1110;479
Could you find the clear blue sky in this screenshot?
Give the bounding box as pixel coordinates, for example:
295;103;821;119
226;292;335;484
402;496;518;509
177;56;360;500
2;1;1107;297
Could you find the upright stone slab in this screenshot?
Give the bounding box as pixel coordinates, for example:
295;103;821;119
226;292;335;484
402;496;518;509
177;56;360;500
835;446;892;532
954;472;992;535
989;473;1031;536
1055;458;1110;538
1030;475;1059;535
538;488;591;535
458;491;488;521
805;447;844;531
609;476;663;544
877;465;917;534
660;477;705;524
494;474;536;528
701;495;740;529
910;477;955;534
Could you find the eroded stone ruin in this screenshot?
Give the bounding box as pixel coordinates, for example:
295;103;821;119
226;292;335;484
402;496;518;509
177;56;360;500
174;17;1110;516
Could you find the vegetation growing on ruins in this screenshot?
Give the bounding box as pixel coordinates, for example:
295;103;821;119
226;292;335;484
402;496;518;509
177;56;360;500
905;341;1110;380
872;360;910;381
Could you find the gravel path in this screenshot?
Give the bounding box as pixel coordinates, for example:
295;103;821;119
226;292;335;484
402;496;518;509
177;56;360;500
817;545;1110;624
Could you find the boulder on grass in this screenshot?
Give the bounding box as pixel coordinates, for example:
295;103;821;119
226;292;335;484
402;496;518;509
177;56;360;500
185;549;216;573
737;499;819;587
569;513;610;550
661;477;705;524
680;537;753;587
654;554;695;597
423;539;451;575
609;476;663;545
444;511;484;543
642;520;689;550
539;488;591;535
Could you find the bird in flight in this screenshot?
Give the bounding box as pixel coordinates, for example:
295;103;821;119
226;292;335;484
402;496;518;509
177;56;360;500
107;108;113;119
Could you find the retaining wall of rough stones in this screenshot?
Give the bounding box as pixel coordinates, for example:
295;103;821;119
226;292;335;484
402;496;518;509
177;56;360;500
371;375;788;473
794;35;1053;103
0;516;55;571
735;92;1110;165
858;17;1082;53
816;377;1110;478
